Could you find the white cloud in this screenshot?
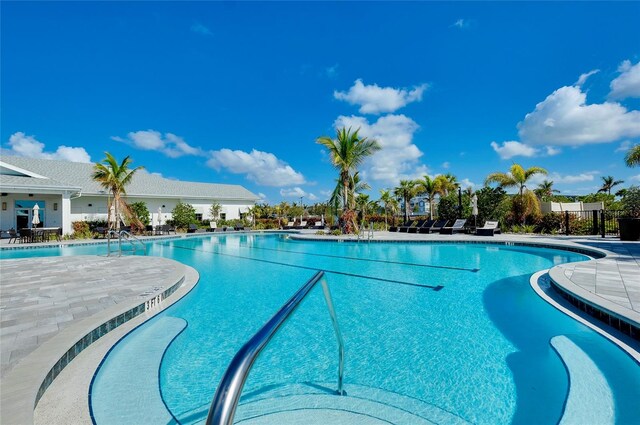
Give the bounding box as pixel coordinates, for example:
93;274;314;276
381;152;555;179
6;132;91;163
575;69;599;87
615;140;632;153
609;60;640;100
460;178;476;189
191;22;212;36
517;85;640;146
529;171;599;187
324;64;339;79
334;114;428;184
629;174;640;182
545;146;561;156
334;79;428;115
113;130;203;158
490;141;537;159
279;187;317;201
207;148;305;187
441;161;450;169
452;19;470;29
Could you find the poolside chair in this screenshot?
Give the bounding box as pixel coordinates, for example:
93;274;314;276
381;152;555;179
284;221;295;229
295;220;307;229
417;219;436;234
187;224;198;233
399;220;417;233
312;221;324;229
440;219;467;234
476;220;501;236
407;219;427;234
427;219;449;233
390;220;411;232
7;228;18;244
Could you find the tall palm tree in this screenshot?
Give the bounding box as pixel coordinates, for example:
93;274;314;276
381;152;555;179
92;152;144;230
436;173;459;196
415;175;443;220
485;163;547;224
379;189;395;230
485;164;547;196
394;179;418;222
625;144;640;167
598;175;625;195
534;180;560;201
316;127;381;213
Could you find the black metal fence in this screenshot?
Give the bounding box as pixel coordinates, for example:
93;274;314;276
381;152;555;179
563;210;623;237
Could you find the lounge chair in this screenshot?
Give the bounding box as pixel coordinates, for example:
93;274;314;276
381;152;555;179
312;221;324;229
187;224;198;233
407;219;427;233
7;228;18;244
426;219;449;233
284;221;295;229
399;220;417;233
476;221;501;236
440;219;467;234
417;219;436;234
390;220;411;232
208;222;217;232
295;220;307;229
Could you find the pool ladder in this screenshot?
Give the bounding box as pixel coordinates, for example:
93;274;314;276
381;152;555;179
106;230;147;256
206;270;345;425
357;221;374;243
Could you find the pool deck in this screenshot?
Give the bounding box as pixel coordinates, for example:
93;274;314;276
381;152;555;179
0;231;638;424
0;253;199;425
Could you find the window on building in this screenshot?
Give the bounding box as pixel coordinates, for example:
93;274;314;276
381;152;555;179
195;213;203;222
220;213;226;220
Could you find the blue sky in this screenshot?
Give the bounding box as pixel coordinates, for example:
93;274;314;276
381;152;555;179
2;1;640;204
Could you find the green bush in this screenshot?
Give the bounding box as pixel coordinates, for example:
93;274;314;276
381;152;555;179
130;202;150;226
72;221;93;239
172;202;197;230
536;213;563;234
622;186;640;218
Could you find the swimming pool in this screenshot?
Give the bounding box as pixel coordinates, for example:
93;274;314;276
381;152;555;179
5;234;640;424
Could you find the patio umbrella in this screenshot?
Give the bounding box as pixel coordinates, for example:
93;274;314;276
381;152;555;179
32;203;40;227
471;193;478;227
157;206;163;226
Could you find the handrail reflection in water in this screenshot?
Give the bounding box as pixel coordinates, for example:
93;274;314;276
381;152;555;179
206;270;345;425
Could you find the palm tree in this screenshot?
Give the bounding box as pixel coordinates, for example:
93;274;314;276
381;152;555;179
415;175;443;220
598;176;625;195
485;164;547;196
92;152;144;230
316;127;381;214
379;189;396;230
625;144;640;167
534;180;560;201
485;163;547;224
394;179;418;222
436;173;459;196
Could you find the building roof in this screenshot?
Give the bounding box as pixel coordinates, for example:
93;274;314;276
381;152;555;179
0;155;259;201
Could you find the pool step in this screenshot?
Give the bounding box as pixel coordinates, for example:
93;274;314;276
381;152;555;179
550;335;614;425
233;382;471;425
90;316;186;425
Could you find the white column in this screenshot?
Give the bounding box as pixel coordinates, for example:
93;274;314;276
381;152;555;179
62;192;72;235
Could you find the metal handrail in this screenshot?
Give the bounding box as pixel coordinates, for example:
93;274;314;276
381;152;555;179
106;229;147;256
206;270;345;425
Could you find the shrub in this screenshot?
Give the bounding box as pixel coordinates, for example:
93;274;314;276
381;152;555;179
72;221;92;239
130;202;150;226
172;202;197;230
536;213;563;234
622;186;640;218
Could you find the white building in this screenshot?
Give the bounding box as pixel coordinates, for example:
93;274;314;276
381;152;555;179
0;156;259;234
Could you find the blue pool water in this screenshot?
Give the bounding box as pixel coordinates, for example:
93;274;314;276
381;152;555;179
3;234;639;424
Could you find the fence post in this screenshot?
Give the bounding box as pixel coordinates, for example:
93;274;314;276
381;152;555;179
592;210;598;235
600;210;606;238
564;211;570;236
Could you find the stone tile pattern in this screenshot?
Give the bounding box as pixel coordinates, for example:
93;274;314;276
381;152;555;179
0;255;181;379
556;242;640;315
